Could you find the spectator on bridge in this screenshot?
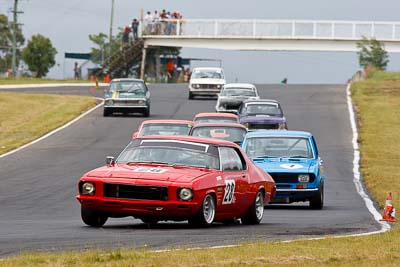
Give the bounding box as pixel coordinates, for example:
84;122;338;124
131;18;139;40
281;78;288;84
153;10;160;34
144;11;153;34
122;26;130;49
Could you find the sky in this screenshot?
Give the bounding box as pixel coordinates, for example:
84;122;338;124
2;0;400;83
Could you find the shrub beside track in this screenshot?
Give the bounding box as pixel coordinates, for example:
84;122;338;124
1;73;400;266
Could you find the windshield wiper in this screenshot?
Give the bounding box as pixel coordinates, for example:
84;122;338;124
254;155;275;159
289;155;308;158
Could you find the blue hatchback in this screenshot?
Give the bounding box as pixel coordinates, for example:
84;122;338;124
241;130;324;209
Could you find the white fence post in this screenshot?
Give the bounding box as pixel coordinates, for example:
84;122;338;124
313;22;317;38
292;21;296;37
331;22;335;38
352;23;356;39
214;20;218;36
176;20;180;36
392;24;396;40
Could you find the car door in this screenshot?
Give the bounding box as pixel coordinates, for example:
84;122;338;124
219;146;249;215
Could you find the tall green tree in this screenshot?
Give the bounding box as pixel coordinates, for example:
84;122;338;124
356;37;389;70
0;14;25;73
21;34;57;78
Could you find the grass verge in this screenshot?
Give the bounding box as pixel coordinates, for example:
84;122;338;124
0;78;93;85
0;92;97;154
1;72;400;266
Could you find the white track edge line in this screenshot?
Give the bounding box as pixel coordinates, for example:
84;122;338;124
0;83;109;89
0;98;104;159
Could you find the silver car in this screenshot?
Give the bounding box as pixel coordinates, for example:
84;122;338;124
215;83;260;114
103;78;151;117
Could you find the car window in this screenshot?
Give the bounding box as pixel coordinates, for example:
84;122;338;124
245;137;313;159
108;81;147;96
140;124;192;136
219;147;244;171
244;103;282;116
191;70;223;79
194;117;238;123
191;126;246;143
220;89;256;97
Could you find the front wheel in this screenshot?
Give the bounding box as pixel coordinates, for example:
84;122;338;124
241;190;264;225
188;194;215;227
188;91;194;100
81;205;108;227
310;184;324;210
103;108;111;117
143;107;150;117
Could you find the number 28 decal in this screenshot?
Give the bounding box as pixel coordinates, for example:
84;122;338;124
222;180;235;204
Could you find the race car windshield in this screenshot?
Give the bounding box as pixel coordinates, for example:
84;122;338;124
194;117;237;123
245;137;313;159
108;81;147;96
117;147;220;170
244;103;282;116
221;89;256;97
140;124;192;136
191;127;246;143
191;70;223;79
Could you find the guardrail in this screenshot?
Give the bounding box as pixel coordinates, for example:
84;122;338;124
140;19;400;41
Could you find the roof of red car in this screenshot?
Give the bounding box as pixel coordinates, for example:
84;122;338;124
193;112;239;119
191;122;247;129
138;134;239;146
140;119;194;125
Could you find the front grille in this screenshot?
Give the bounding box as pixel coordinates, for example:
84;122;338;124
198;84;220;89
114;100;141;106
225;103;241;110
248;123;279;130
270;173;315;183
104;183;168;201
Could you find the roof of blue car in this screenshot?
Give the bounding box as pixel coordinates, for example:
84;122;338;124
245;130;313;138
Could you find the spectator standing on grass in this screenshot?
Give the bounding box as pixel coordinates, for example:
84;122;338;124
131;18;139;40
74;62;79;80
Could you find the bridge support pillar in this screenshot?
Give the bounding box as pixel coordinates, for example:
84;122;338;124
140;46;147;80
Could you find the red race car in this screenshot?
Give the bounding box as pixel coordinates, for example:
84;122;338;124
193;112;239;124
132;119;194;138
189;122;247;145
76;135;276;227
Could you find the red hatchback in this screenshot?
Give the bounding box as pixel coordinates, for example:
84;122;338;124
76;136;275;227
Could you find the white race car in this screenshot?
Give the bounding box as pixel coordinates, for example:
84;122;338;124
188;67;226;99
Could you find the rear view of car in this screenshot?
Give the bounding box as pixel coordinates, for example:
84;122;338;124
238;99;287;130
103;78;151;117
188;67;226;99
216;83;260;113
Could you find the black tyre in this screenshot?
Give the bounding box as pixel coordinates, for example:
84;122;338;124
241;190;264;225
81;205;108;227
103;108;111;117
310;184;324;210
188;194;216;227
188;91;194;100
143;107;150;117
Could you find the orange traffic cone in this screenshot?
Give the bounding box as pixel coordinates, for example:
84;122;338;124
380;192;396;222
89;74;95;82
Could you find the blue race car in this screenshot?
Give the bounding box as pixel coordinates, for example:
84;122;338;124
241;130;324;209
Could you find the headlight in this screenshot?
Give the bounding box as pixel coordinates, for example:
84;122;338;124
138;100;145;104
191;84;200;89
105;100;114;106
81;182;95;195
298;174;310;183
178;188;193;201
279;123;287;130
216;84;222;89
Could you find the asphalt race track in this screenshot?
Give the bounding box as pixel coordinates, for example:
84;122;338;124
0;84;381;257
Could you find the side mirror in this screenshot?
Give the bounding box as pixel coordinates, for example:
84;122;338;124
106;156;115;167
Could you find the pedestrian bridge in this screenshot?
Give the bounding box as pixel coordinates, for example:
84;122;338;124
140;19;400;52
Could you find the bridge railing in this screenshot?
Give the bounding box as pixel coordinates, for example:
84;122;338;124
140;19;400;41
